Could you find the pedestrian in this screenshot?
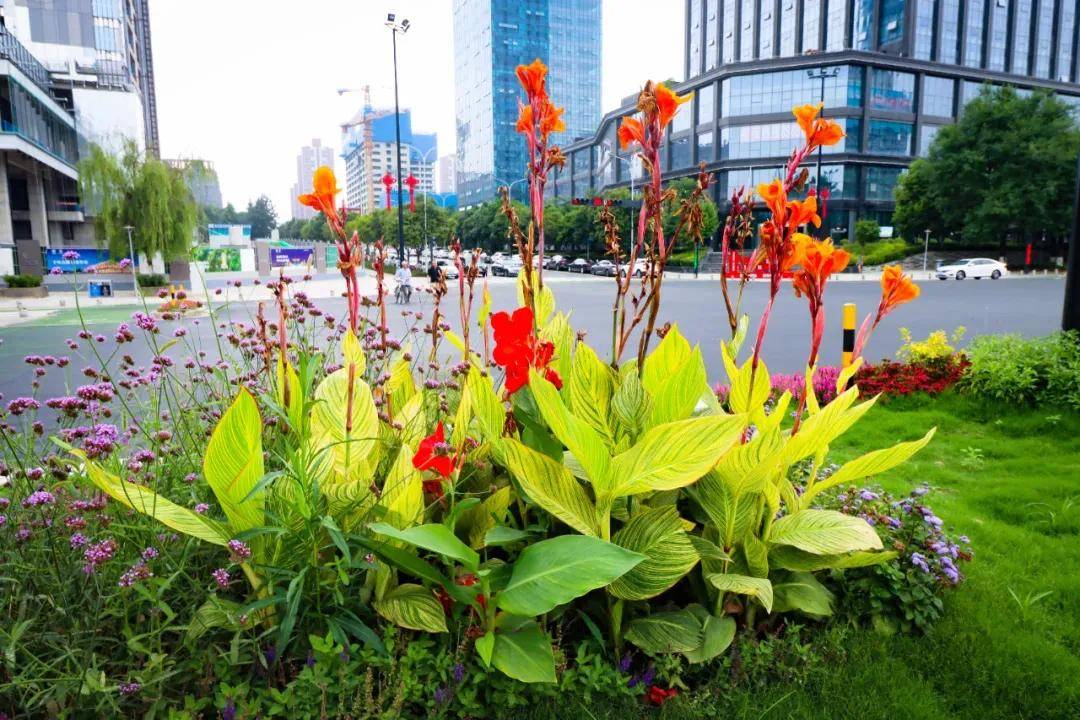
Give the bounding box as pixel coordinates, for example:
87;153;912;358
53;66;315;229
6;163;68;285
428;260;446;295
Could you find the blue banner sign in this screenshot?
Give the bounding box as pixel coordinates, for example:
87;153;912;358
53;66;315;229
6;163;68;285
270;247;315;267
44;247;110;273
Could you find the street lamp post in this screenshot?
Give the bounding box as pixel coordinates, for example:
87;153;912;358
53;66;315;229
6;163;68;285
923;228;931;272
386;13;410;265
123;225;137;291
806;67;840;238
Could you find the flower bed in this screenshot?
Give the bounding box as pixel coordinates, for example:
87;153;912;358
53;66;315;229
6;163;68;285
0;61;960;718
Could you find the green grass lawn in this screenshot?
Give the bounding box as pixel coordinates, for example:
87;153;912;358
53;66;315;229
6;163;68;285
527;394;1080;720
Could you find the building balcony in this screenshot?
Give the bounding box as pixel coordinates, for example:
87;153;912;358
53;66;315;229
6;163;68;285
47;201;84;222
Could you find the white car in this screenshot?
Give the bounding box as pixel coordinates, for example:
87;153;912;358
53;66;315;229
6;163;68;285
936;258;1008;280
435;260;459;280
620;259;651;277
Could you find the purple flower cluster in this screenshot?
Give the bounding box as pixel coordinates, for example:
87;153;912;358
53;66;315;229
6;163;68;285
212;568;230;589
5;397;40;416
22;490;56;508
83;538;117;575
227;539;252;563
118;560;153;588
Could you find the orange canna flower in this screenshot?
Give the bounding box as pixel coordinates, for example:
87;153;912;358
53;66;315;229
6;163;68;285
791;103;845;149
516;59;548;99
794;237;850;295
298;166;340;216
757;179;786;219
786;196;821;230
793;103;823;140
539;101;565;137
783;232;814;272
618;116;646;149
654;82;692;131
516;104;533;134
879;265;920;313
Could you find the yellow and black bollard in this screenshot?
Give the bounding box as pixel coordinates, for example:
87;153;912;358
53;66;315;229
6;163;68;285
842;302;856;368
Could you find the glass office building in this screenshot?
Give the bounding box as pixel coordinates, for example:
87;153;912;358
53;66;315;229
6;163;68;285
555;0;1080;239
453;0;601;208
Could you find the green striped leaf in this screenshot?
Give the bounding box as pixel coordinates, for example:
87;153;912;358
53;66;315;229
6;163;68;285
768;509;883;555
203;388;264;537
71;449;229;546
368;523;479;571
691;471;761;549
625;609;703;654
497;535;643;617
800;428;937;507
567;342;616;447
495;439;598;537
648;346;709;427
642;324;692;395
609;506;699;600
466;366;506;442
459;486;512;549
769;545;897;572
612;414;745;496
683;605;736;664
528;370;612;493
707;572;774;613
377;444;423;530
310;366;381;499
770;571;834;618
374;584;447;633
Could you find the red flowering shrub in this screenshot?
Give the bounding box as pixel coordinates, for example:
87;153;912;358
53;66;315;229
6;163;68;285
855;357;969;398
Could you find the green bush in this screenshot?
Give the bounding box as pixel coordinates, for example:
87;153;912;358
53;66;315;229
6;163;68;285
2;273;43;287
842;240;916;267
854;219;881;245
962;331;1080;409
136;273;168;287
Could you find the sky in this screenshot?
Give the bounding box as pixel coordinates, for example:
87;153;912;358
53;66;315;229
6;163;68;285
149;0;684;217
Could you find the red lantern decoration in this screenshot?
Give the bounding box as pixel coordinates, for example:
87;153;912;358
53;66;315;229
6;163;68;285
405;174;419;213
381;173;395;211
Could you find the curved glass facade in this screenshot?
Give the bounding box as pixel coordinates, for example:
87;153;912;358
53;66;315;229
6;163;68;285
565;0;1080;242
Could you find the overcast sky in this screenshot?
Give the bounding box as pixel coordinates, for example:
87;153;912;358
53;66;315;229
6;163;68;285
149;1;684;216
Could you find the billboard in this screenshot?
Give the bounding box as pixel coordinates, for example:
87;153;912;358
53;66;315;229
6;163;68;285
270;247;315;268
207;224;252;247
192;246;242;272
44;247;110;273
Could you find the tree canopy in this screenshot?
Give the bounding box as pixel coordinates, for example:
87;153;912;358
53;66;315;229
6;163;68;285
892;85;1080;246
77;140;198;261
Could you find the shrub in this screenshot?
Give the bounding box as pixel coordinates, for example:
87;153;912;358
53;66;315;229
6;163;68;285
897;326;965;365
855;357;969;397
961;331;1080;409
843;239;916;267
814;482;973;633
3;273;43;287
136;272;168;286
854;219;881;246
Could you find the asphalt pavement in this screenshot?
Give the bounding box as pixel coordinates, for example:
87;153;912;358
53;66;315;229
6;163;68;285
0;275;1066;410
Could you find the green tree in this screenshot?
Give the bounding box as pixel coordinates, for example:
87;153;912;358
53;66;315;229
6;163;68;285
854;219;881;245
892;85;1080;248
78;140;198;261
245;195;278;239
277;218;306;239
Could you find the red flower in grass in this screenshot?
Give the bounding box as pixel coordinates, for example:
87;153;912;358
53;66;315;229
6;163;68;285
491;307;562;394
413;422;458;498
645;685;678;706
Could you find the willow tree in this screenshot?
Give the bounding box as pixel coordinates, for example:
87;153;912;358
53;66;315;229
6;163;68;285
78;140;198;262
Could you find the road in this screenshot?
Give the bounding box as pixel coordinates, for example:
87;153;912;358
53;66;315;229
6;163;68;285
0;275;1065;411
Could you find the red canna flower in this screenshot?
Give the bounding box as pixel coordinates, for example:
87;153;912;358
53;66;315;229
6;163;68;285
491;307;562;394
412;421;455;479
645;686;678;706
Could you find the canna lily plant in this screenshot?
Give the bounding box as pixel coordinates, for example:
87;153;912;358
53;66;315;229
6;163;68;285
55;58;937;687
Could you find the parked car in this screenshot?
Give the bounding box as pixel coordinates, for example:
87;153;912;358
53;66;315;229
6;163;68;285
435;260;459;280
491;258;523;277
936;258;1008;280
568;258;593;274
552;256;570;271
591;259;617;276
620;259;650;277
543;254;566;270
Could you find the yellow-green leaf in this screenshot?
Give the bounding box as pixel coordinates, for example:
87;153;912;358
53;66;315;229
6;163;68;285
568;342;616;447
707;572;774;613
768;509;883;555
341;328;366;374
374;584;447;633
204;388;264;536
459;486;512;549
611;414;745;496
378;444;424;530
609;506;699;600
801;428;936;507
529;370;611;493
494;439;597;537
467;366;506;442
310;366;381;503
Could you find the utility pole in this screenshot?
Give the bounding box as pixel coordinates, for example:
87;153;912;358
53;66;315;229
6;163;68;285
807;67;839;238
1063;154;1080;331
387;13;410;265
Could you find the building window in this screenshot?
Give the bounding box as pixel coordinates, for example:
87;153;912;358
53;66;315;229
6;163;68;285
671;135;692;169
864;166;905;200
1056;0;1076;82
802;0;822;52
922;76;955;117
721;66;862;117
720;118;860;159
1034;0;1054;78
919;124;943;155
780;0;797;56
963;0;986;68
914;0;934;60
939;0;960;63
814;163;858;198
740;0;755;61
759;0;775;57
706;0;719;70
879;0;905;45
697;83;716;126
868;120;913;155
698;130;715;162
723;0;737;63
869;68;916;113
1011;1;1032;75
825;0;847;50
690;0;702;75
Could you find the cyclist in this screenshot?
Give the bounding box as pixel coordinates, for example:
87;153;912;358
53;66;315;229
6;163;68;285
394;263;412;303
